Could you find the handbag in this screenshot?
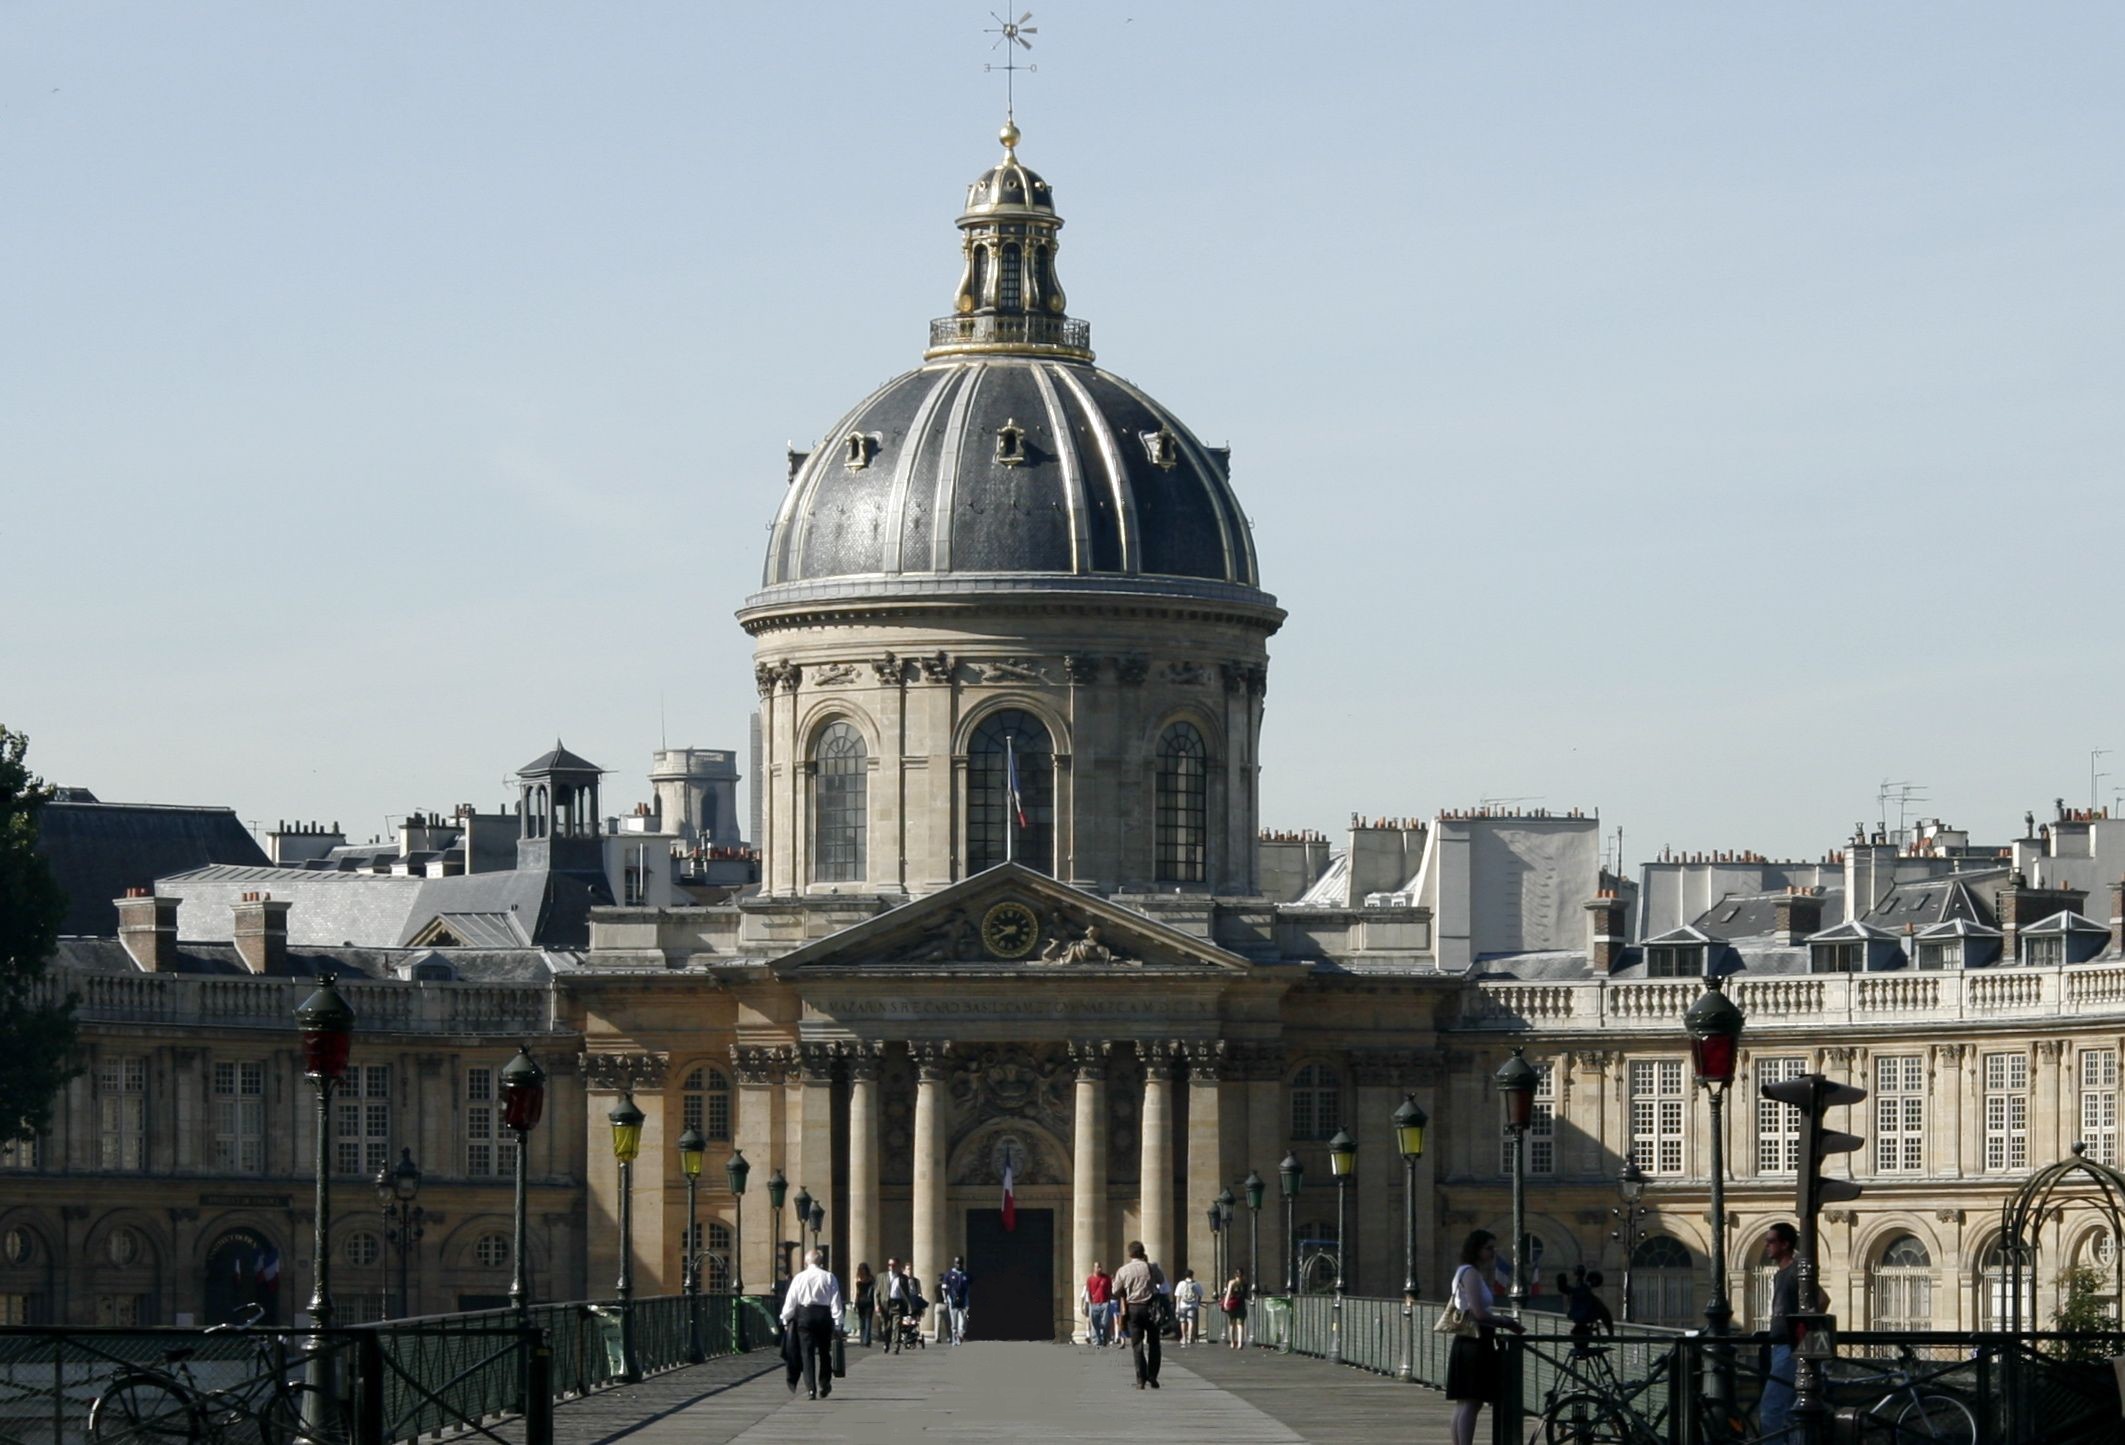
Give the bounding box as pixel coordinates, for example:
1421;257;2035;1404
1431;1302;1478;1338
831;1332;847;1378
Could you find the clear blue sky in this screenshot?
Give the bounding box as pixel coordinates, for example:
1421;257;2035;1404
4;3;2121;863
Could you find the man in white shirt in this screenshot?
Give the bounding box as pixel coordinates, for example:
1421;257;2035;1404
779;1248;846;1401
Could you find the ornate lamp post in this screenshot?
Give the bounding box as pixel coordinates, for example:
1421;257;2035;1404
295;974;353;1428
807;1200;825;1261
608;1092;644;1380
1495;1048;1539;1314
1244;1170;1265;1311
1216;1187;1236;1345
499;1047;546;1317
678;1127;706;1363
725;1149;750;1348
372;1148;425;1319
1206;1200;1224;1339
1394;1093;1428;1381
791;1185;812;1277
765;1170;788;1286
1614;1160;1649;1323
1687;972;1746;1424
1327;1127;1356;1362
1279;1152;1304;1298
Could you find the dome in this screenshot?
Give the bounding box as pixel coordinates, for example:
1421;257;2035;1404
745;124;1273;617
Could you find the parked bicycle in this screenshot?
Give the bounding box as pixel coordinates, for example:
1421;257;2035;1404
87;1306;346;1445
1828;1342;1980;1444
1538;1338;1753;1445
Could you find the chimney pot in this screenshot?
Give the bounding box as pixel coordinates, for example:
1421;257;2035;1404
115;893;180;972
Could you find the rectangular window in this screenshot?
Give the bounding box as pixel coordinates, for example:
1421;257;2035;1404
1629;1059;1687;1176
465;1067;519;1178
1811;942;1862;974
1500;1061;1555;1175
1757;1056;1807;1174
212;1061;266;1173
2083;1049;2118;1167
1915;941;1951;970
0;1295;37;1325
96;1296;147;1327
2025;936;2065;966
98;1057;146;1171
1874;1056;1925;1173
335;1066;392;1177
1646;946;1699;978
0;1135;38;1171
1984;1052;2029;1173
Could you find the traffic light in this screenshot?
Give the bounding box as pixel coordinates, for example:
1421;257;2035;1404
1760;1072;1866;1225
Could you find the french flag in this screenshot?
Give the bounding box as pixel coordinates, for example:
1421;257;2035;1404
255;1247;280;1291
1005;738;1028;830
1001;1158;1017;1233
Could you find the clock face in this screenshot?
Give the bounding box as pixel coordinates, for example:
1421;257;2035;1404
981;901;1041;960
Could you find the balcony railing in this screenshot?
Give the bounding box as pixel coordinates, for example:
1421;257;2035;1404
34;972;555;1035
925;312;1092;358
1460;962;2125;1031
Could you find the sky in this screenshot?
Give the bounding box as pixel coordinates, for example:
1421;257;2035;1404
3;3;2122;866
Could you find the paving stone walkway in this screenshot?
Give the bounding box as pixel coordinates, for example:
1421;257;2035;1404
528;1337;1464;1445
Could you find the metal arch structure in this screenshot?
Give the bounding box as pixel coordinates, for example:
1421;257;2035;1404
1998;1140;2125;1334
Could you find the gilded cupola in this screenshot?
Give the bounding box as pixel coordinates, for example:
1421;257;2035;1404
926;121;1090;363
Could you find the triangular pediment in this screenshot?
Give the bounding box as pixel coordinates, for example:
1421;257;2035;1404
769;864;1251;975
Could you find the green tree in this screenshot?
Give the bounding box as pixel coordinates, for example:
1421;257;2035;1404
2049;1263;2121;1361
0;726;77;1150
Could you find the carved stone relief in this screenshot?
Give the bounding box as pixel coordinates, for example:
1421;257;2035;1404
974;657;1044;684
1114;655;1149;687
916;652;954;684
811;661;860;687
1064;655;1100;685
580;1051;669;1091
1164;661;1208;686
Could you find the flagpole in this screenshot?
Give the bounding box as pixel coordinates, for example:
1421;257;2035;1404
1005;736;1016;865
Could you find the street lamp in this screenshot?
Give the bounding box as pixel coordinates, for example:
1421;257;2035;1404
725;1149;750;1297
1687;971;1746;1420
1614;1159;1649;1323
1327;1127;1356;1363
808;1201;825;1260
499;1046;546;1317
1243;1170;1265;1314
608;1091;645;1380
1495;1047;1539;1314
1216;1187;1236;1346
765;1170;788;1286
372;1148;424;1319
1279;1152;1304;1299
1206;1200;1224;1339
678;1127;706;1363
1394;1093;1428;1382
791;1185;812;1278
294;973;353;1434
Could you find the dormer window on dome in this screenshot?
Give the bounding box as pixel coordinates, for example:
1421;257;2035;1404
995;418;1027;467
843;432;881;472
1141;426;1180;470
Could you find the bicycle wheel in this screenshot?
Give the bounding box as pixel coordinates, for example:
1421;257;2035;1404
260;1384;349;1445
1891;1392;1978;1445
90;1376;200;1445
1541;1392;1637;1445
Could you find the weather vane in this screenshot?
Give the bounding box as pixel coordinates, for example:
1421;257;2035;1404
984;10;1037;122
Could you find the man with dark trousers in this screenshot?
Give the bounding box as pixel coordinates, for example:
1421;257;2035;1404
1111;1241;1165;1389
779;1248;845;1401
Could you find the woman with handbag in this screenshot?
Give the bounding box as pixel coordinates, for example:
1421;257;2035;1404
1443;1230;1524;1445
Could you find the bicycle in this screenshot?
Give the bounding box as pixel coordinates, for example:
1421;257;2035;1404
87;1307;346;1445
1538;1336;1753;1445
1827;1342;1979;1444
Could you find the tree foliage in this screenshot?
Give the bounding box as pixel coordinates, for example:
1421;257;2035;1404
2048;1263;2121;1360
0;726;78;1149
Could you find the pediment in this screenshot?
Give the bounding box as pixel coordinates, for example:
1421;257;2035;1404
769;864;1250;975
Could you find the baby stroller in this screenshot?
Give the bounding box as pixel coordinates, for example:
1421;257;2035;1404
896;1294;929;1350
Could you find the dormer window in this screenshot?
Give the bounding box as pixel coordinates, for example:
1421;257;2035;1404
843;432;880;472
995;418;1027;467
1141;425;1179;470
1916;940;1953;970
2025;935;2066;967
1646;944;1702;978
1812;941;1864;974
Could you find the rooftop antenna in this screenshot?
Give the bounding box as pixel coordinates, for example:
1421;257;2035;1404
1873;780;1926;842
2091;748;2111;812
985;10;1038;124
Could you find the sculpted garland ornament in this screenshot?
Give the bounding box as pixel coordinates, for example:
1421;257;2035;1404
980;900;1042;959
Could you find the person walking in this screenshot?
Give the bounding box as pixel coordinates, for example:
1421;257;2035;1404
1082;1262;1113;1347
1173;1268;1204;1345
940;1256;971;1345
779;1248;845;1402
1446;1230;1524;1445
1220;1267;1249;1349
881;1256;907;1353
1112;1241;1165;1389
851;1263;876;1348
1758;1222;1823;1444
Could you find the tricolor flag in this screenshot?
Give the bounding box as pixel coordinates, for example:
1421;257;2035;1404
1001;1157;1017;1233
1005;738;1028;829
256;1246;280;1289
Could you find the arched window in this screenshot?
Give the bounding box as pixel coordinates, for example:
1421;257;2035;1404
968;710;1054;874
1294;1220;1339;1295
1630;1235;1696;1327
682;1068;732;1144
1870;1234;1933;1331
1289;1063;1342;1141
474;1233;511;1269
706;1222;733;1293
1154;722;1208;884
999;242;1022;311
812;721;867;882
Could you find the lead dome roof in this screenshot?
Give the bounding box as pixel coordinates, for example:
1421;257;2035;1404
746;124;1273;615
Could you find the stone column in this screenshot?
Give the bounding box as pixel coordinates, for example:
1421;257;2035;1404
1071;1040;1110;1343
1184;1041;1227;1285
730;1045;785;1291
1240;1044;1286;1292
846;1044;881;1287
795;1044;838;1274
910;1042;951;1325
1140;1044;1176;1274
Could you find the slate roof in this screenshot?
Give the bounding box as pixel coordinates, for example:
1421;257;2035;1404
519;742;602;776
39;801;269;937
156;864;611;950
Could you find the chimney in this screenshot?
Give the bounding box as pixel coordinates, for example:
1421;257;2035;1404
1585;889;1628;975
1997;876;2086;963
231;891;291;975
114;889;179;972
2110;880;2124;957
1772;888;1824;945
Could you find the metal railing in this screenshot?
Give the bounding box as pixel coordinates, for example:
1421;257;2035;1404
925;313;1092;356
33;973;555;1036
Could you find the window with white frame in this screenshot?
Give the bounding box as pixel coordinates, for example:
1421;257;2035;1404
212;1061;266;1172
1757;1056;1807;1175
1869;1235;1933;1331
705;1221;733;1292
2025;935;2065;966
682;1068;733;1144
465;1066;519;1178
335;1065;391;1177
1984;1052;2029;1172
1874;1056;1925;1173
1629;1060;1687;1176
1500;1060;1555;1176
98;1057;147;1171
1646;944;1702;978
2082;1049;2118;1167
0;1135;38;1171
1289;1063;1342;1142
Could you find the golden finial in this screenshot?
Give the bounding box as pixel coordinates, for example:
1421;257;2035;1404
1000;118;1021;157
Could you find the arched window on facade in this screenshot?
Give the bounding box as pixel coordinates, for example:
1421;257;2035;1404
812;721;867;883
968;710;1054;875
1870;1234;1933;1331
1976;1238;2030;1329
1289;1063;1342;1141
682;1067;733;1144
1154;722;1208;884
705;1222;733;1293
1630;1235;1696;1327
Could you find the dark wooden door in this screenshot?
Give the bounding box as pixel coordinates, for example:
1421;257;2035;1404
964;1208;1054;1340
